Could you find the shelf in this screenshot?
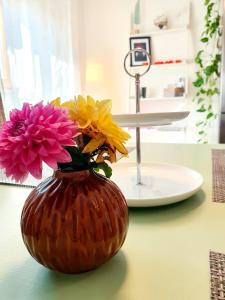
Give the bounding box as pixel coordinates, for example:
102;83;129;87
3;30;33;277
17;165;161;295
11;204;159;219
128;24;189;116
129;96;186;101
151;61;187;67
130;26;189;37
128;61;188;70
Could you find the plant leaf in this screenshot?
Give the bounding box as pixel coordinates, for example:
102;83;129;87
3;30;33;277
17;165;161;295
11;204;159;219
94;162;112;178
197;98;204;104
196;121;204;127
207;112;214;119
193;76;204;87
201;37;209;43
197;105;206;112
198;131;205;135
204;65;215;76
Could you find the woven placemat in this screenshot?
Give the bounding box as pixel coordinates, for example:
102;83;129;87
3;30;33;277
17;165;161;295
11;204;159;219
212;149;225;203
210;251;225;299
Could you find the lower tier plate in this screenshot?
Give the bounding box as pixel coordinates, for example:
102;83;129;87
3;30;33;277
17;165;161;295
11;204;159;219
111;162;203;207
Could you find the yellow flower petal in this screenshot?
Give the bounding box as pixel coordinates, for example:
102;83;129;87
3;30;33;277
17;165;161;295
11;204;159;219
107;137;128;155
61;100;75;110
97;99;112;113
51;97;61;107
87;95;96;107
82;137;105;153
51;95;130;160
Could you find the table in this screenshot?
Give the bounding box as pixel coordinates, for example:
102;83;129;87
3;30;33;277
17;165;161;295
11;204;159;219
1;143;225;300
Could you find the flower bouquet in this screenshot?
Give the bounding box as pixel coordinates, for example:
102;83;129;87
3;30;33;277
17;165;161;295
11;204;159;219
0;95;130;182
0;96;130;274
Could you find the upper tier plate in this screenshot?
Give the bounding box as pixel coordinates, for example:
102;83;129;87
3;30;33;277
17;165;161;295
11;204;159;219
112;111;189;127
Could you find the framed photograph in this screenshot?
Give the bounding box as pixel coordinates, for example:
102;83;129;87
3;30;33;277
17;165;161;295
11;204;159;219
129;36;151;67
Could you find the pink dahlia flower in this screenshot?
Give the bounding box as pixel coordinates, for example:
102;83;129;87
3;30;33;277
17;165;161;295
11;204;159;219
0;102;79;182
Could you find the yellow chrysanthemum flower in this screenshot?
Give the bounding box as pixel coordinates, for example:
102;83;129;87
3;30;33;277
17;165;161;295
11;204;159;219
51;96;130;161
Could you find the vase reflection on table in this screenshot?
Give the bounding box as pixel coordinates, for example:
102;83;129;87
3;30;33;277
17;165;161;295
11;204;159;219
0;96;130;274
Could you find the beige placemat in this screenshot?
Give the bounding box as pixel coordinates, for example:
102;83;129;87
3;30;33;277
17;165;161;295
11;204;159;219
212;149;225;203
210;251;225;299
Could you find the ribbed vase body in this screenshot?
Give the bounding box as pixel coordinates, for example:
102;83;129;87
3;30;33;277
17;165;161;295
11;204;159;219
21;170;128;274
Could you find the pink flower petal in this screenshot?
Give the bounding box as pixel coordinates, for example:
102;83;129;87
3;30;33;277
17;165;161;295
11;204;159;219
28;158;42;179
43;157;58;169
0;102;79;182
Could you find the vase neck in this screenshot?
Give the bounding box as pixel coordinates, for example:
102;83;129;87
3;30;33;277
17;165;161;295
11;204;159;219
53;170;90;181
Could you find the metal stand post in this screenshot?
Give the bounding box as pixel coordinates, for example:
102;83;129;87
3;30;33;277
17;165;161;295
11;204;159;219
135;73;141;185
124;48;151;185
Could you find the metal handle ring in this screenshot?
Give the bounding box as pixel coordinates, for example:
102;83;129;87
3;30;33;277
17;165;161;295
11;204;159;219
123;48;151;78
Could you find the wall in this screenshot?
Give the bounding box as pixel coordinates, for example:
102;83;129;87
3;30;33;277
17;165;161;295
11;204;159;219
73;0;221;143
75;0;206;115
70;0;81;96
77;0;133;113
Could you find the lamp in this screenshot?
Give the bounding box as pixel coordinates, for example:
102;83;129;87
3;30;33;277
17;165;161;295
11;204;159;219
85;63;104;83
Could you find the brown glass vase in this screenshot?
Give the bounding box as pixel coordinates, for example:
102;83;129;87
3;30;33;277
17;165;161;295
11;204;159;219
21;170;128;274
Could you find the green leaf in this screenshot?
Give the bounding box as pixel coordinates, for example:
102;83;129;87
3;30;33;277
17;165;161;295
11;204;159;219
200;88;206;94
195;56;202;66
204;65;215;76
207;3;214;16
198;131;205;135
196;121;204;127
197;104;206;112
215;54;221;62
209;79;216;87
204;0;210;5
196;50;204;58
201;37;209;43
94;162;112;178
206;88;219;96
214;87;219;94
57;146;91;171
206;89;213;96
197;98;204;104
193;76;204;87
216;70;220;77
207;112;214;119
195;50;204;67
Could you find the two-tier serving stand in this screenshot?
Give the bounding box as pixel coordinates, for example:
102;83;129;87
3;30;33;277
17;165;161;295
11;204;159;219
111;49;193;206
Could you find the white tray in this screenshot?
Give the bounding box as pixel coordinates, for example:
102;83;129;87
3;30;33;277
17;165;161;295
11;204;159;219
111;162;203;207
112;111;189;127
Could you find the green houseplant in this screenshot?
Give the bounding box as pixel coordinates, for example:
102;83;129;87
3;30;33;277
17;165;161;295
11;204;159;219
193;0;222;143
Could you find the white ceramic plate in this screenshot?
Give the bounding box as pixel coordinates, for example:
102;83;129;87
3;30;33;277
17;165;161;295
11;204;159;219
112;111;189;127
111;162;203;207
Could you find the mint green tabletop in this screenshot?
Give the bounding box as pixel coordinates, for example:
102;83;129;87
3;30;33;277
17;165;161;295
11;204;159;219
0;143;225;300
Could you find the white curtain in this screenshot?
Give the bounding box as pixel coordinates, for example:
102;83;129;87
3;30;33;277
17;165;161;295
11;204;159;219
0;0;79;116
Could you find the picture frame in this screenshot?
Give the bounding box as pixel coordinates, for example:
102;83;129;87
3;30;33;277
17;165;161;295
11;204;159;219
129;36;151;67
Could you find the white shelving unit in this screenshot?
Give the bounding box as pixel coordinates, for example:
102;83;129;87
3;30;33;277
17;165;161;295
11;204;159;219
129;26;190;115
130;26;189;38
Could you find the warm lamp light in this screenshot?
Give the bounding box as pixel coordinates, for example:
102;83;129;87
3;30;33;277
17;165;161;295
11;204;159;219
85;63;103;83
